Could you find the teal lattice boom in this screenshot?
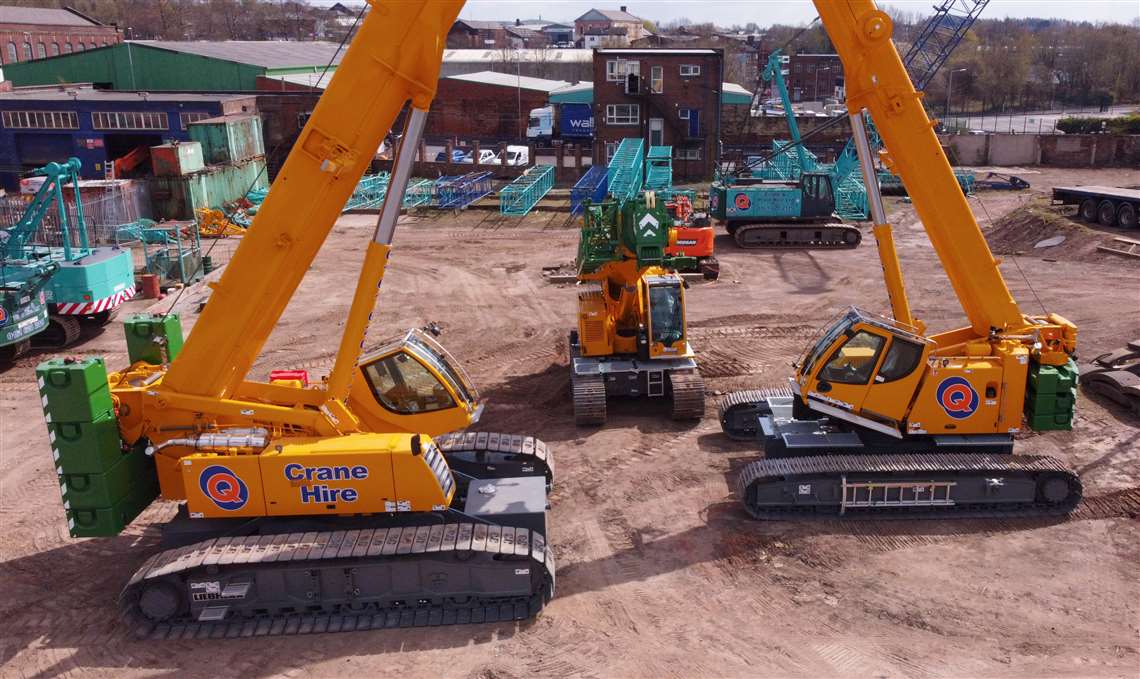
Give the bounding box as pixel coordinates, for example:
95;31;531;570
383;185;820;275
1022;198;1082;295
500;165;555;216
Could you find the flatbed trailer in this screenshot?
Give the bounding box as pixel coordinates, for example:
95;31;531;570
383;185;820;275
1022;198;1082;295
1052;185;1140;229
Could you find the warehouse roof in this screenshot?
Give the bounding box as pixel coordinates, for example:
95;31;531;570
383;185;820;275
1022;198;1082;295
442;48;592;63
722;82;754;105
576;8;643;23
0;6;102;27
447;71;570;92
132;40;344;69
0;86;250;103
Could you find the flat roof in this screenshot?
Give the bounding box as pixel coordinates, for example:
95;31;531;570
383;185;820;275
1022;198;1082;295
132;40;344;69
596;48;718;55
0;87;251;103
447;71;570;92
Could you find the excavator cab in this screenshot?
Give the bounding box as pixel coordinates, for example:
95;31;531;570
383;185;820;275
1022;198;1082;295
349;328;483;435
795;307;932;433
642;273;690;359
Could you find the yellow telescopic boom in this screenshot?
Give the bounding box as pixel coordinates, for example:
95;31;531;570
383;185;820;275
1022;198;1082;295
814;0;1024;335
164;0;465;398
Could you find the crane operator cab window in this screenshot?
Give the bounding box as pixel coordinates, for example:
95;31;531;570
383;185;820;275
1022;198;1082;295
362;351;456;414
648;281;684;346
819;330;885;385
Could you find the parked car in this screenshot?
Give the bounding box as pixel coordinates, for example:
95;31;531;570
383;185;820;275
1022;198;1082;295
460;149;499;165
497;145;530;166
434;150;467;163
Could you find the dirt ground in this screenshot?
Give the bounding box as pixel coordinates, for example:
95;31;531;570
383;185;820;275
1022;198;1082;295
1;166;1138;678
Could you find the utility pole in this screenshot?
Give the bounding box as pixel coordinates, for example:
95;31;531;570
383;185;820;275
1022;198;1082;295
946;67;967;118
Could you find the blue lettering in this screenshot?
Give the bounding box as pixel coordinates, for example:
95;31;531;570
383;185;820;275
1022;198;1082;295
341;488;358;502
351;465;368;480
300;484;322;503
284;463;304;481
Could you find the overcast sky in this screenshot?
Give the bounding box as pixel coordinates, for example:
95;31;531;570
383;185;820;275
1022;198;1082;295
441;0;1139;26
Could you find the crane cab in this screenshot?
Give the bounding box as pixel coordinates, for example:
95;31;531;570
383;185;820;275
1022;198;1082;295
795;307;933;436
641;273;692;360
349;328;484;436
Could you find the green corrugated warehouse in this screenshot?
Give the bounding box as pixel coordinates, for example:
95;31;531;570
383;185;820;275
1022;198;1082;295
3;40;345;91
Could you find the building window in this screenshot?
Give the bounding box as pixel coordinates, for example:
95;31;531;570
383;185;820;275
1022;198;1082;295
75;43;84;52
35;43;46;59
678;109;691;120
680;64;700;77
63;43;73;54
605;141;617;161
675;147;701;160
605;103;640;126
650;65;663;93
1;110;80;130
180;112;212;130
606;59;639;82
5;42;15;63
92;111;169;131
22;43;32;60
50;43;60;56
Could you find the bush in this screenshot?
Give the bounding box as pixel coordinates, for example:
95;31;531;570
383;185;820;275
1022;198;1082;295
1056;114;1140;134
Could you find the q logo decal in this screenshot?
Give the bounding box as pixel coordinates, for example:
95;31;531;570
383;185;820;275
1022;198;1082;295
936;376;979;419
199;465;249;511
734;193;751;211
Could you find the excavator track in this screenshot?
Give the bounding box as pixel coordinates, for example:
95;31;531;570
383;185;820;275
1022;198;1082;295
120;522;555;639
572;373;607;426
668;369;706;420
718;387;795;440
730;222;862;250
737;453;1082;520
435;431;555;488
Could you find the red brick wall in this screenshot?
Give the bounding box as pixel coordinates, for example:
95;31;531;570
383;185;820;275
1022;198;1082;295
0;23;120;65
425;77;550;140
785;54;843;102
592;50;723;180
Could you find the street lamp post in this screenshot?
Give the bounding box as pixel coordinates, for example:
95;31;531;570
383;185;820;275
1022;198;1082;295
946;67;967;119
514;50;523;139
813;66;831;101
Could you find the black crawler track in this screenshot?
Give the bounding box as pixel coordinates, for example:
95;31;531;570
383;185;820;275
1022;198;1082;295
435;432;555;488
730;223;862;250
737;453;1082;520
121;523;555;639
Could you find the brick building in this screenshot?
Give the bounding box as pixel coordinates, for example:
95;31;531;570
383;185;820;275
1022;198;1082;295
785;53;844;102
574;8;649;46
592;48;723;180
0;6;120;66
447;20;511;49
426;71;569;140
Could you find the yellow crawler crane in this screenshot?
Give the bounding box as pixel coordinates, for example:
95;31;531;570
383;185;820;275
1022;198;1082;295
718;0;1082;519
37;0;553;638
570;193;705;425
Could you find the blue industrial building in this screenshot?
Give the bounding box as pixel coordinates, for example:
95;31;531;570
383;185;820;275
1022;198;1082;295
0;85;256;189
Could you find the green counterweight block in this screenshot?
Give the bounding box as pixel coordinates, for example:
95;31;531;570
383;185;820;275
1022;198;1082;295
49;412;127;474
36;358;113;423
66;479;159;538
1025;358;1079;431
124;312;184;365
58;445;157;510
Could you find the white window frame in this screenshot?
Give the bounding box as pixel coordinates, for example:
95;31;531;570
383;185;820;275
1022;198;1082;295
650;65;663;93
680;64;701;77
675;147;702;160
1;110;80;130
606;59;640;82
605;141;618;162
180;112;212;130
92;111;169;131
678;109;691;120
605;103;640;126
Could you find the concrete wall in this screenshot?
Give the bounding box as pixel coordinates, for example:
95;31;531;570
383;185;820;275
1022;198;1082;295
940;133;1140;167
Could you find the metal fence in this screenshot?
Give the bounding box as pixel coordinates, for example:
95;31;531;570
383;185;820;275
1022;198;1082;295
941;104;1136;135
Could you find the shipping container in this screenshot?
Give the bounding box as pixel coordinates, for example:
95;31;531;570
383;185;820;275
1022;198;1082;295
188;114;265;165
147;157;269;220
150;142;205;177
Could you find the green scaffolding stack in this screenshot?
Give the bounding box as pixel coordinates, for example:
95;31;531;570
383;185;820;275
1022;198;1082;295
37;357;158;537
499;165;555;216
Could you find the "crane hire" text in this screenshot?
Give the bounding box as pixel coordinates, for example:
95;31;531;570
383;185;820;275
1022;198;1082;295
283;463;368;503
